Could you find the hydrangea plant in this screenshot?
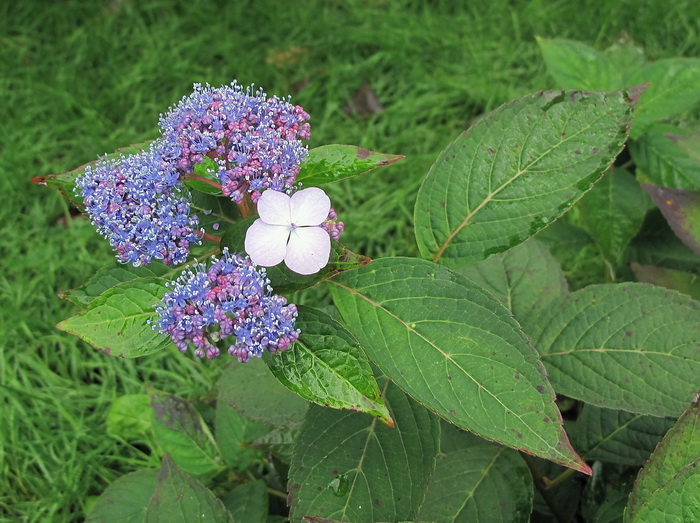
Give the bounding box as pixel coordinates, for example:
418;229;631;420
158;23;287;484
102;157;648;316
39;68;700;522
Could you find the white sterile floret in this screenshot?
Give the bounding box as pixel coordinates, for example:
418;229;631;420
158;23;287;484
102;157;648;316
244;187;332;275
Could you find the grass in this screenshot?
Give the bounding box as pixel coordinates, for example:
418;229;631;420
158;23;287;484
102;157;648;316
1;0;699;519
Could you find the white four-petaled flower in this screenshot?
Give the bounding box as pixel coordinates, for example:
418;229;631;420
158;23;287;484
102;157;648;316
244;187;331;275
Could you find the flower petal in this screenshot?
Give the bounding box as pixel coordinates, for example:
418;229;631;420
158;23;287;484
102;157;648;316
244;219;289;267
284;226;331;275
257;189;292;226
290;187;331;226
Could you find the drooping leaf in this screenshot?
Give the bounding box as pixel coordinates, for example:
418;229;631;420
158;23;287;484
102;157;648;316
222;480;268;522
414;89;635;268
537;37;620;90
329;257;590;474
214;400;269;472
631;263;700;300
625;393;700;521
629;125;700;190
57;278;170;358
144;455;233;522
86;469;158;523
149;390;224;480
107;393;154;441
530;283;700;417
456;239;568;329
571;404;674;466
641;182;700;256
418;428;533;522
627;58;700;138
59;262;173;308
216;358;309;429
571;168;650;271
296;145;403;187
221;217;370;294
264;306;392;425
288;379;440;522
32;141;153;206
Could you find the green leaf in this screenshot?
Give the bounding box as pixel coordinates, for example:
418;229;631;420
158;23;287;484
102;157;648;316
625;393;700;522
87;469;158;523
222;480;268;522
59;262;173;308
628;212;700;274
530;283;700;417
33;141;153;206
571;404;674;466
604;34;647;77
414;89;634;268
145;455;233;522
220;217;371;294
216;358;309;429
214;401;269;472
631;262;700;300
185;156;223;194
641;183;700;256
456;239;568;329
149;390;224;480
418;443;533;522
629;125;700;190
264;306;392;425
57;278;170;358
329;257;590;474
628;58;700;138
107;394;153;440
288;379;440;522
296;144;404;187
536;37;620;90
571;168;650;270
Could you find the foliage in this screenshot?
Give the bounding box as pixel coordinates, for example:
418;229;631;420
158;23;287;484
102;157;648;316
42;34;700;521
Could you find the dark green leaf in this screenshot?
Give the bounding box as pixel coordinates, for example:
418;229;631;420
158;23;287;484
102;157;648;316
631;263;700;300
220;217;370;294
641;183;700;256
214;401;269;472
144;455;233;522
571;168;650;271
530;283;700;417
87;469;158;523
264;306;392;425
149;390;224;480
107;394;153;440
456;239;568;329
628;58;700;138
418;443;533;522
59;262;173;308
216;358;309;429
57;278;170;358
629;125;700;190
329;257;590;474
296;145;403;187
625;394;700;521
288;379;440;522
414;89;634;268
537;37;620;90
33;141;153;206
628;212;700;274
571;404;674;466
223;480;268;522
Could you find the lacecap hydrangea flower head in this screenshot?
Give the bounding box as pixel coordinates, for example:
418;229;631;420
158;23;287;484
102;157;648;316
159;81;311;204
153;248;299;362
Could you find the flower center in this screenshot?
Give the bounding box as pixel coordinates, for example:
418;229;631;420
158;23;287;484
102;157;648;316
289;223;297;231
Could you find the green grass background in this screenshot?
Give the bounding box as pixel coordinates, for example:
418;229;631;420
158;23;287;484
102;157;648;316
1;0;699;520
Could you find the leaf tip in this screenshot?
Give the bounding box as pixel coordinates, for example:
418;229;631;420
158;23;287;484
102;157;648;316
625;83;649;109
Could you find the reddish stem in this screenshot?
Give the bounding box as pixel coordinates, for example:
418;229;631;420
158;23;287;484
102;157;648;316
202;232;221;244
184;173;222;191
238;195;251;218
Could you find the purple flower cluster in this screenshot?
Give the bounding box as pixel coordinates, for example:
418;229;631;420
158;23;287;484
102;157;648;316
153;248;299;361
76;143;202;266
159;82;311;204
321;207;345;240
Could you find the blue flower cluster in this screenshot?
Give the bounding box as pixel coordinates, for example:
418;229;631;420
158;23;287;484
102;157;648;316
153;248;299;361
159;81;311;203
76;143;202;266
